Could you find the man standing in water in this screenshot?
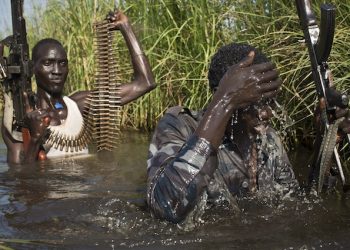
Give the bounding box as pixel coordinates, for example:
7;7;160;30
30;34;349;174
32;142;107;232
146;43;349;223
1;10;156;164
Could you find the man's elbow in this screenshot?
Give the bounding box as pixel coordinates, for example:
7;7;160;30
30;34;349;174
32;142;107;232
142;78;156;93
132;79;156;98
137;71;156;91
148;81;157;91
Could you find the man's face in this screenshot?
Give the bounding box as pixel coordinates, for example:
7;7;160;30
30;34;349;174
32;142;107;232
239;100;275;134
34;44;68;96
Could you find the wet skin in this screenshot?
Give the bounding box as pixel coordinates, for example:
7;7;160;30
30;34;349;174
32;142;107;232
195;51;350;177
34;44;68;125
198;49;350;149
34;45;68;96
239;100;275;135
195;51;281;149
1;10;156;164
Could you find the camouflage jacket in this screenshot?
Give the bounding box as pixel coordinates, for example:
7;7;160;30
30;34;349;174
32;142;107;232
147;106;298;223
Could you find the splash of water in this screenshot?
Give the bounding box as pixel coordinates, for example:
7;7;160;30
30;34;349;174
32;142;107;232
270;99;295;142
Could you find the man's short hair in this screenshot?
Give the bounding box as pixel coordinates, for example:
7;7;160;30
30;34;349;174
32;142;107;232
208;43;269;90
32;38;64;62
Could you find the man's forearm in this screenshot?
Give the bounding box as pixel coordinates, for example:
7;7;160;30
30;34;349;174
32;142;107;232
22;138;42;163
118;22;143;56
195;91;236;148
118;22;155;105
118;22;154;82
1;124;40;164
147;90;239;222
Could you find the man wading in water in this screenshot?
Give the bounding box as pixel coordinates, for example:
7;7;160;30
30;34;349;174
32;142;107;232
1;10;156;164
146;43;350;223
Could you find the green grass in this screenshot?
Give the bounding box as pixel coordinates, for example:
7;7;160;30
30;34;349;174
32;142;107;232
229;0;350;147
2;0;350;147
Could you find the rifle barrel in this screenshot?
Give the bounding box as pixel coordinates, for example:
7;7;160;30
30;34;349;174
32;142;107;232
296;0;317;27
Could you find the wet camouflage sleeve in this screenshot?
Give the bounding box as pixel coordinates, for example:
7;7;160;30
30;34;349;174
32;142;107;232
146;109;299;223
146;110;216;223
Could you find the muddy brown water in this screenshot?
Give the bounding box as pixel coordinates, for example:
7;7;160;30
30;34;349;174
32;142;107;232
0;130;349;249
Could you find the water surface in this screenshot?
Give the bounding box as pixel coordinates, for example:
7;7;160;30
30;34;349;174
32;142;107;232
0;131;349;249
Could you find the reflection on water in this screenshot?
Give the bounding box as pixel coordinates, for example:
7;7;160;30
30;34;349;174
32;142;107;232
0;130;350;249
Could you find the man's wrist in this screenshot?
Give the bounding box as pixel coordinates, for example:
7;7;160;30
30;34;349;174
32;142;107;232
210;90;237;113
117;21;131;30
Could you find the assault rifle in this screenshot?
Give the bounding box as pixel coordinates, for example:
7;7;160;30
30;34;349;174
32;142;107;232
295;0;350;192
0;0;36;151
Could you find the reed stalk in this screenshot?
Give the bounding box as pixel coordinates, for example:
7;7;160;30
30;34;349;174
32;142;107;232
1;0;350;148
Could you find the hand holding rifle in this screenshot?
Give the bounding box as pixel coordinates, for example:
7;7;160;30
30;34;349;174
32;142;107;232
295;0;350;192
0;0;51;163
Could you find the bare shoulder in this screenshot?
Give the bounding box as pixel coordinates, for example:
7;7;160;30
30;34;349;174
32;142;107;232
69;90;91;113
69;90;90;101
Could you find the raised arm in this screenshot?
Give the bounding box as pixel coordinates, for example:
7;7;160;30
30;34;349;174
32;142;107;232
147;109;218;223
195;52;280;148
107;10;156;105
147;53;282;223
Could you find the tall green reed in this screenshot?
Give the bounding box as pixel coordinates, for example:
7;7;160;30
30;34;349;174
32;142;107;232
25;0;231;129
3;0;350;147
230;0;350;147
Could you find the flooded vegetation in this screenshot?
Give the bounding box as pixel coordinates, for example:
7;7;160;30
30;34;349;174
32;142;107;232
0;131;349;249
1;0;350;249
1;0;348;141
